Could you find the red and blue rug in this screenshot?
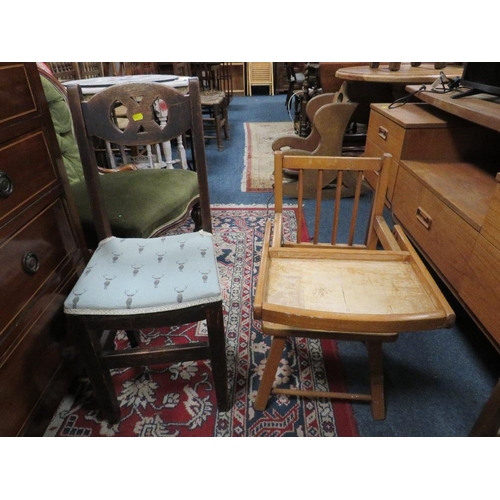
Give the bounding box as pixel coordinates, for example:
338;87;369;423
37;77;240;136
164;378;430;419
44;206;358;437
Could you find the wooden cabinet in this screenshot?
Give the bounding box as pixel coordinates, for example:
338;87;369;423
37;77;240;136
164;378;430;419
0;63;86;435
226;62;245;96
460;182;500;344
364;103;493;205
392;161;486;293
371;88;500;349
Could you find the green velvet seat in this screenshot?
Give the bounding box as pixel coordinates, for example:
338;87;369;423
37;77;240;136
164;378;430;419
40;69;200;248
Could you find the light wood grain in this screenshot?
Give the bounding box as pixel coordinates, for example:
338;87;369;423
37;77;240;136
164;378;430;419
253;152;454;419
336;64;463;83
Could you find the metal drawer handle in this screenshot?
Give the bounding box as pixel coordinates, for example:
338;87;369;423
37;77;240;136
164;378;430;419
0;171;13;198
378;126;388;141
416;206;432;230
22;252;40;274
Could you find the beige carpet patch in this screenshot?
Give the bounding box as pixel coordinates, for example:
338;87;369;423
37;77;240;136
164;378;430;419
242;122;295;192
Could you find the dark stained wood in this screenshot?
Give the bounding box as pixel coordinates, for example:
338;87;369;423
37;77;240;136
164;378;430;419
470;378;500;436
66;78;229;424
0;63;87;436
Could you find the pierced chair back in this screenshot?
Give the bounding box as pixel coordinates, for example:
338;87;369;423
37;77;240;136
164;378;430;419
68;79;212;241
64;78;228;424
253;152;455;419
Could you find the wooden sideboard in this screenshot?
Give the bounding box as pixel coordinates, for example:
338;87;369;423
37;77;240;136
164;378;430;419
0;63;87;435
365;87;500;349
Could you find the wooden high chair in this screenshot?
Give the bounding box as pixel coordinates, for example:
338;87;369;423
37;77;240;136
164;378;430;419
253;152;455;420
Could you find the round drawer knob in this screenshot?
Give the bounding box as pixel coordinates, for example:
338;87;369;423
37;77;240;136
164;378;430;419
22;252;40;274
0;171;13;198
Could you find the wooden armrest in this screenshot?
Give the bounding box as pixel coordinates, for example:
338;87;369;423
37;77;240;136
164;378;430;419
272;135;315;152
254;219;273;318
98;164;139;174
374;216;400;251
392;224;456;327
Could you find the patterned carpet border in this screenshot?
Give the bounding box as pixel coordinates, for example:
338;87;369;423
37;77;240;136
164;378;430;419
45;206;358;437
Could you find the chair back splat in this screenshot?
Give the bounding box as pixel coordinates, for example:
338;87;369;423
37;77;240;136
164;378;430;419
254;152;455;420
64;78;228;424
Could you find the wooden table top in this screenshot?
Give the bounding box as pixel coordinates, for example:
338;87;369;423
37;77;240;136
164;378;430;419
336;64;463;83
406;83;500;133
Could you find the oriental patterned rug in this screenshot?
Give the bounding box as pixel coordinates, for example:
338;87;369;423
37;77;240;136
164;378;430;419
242;122;295;192
44;206;358;437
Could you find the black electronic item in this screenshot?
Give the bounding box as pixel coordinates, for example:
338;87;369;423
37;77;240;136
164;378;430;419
452;62;500;99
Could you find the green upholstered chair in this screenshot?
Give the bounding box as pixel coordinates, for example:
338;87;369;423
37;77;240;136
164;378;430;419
61;78;228;424
39;68;200;249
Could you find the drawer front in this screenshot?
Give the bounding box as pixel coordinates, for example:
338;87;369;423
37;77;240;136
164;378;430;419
0;64;39;129
481;183;500;249
0;131;58;225
393;166;478;292
0;199;77;338
364;138;399;202
0;269;79;436
460;234;500;345
366;110;405;161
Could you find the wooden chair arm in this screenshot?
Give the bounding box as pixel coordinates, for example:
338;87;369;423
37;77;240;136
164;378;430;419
254;219;273;319
272;134;316;152
373;216;400;251
98;164;139;174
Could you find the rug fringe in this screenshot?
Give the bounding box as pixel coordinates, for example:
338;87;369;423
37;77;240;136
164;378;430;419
241;123;250;192
211;203;298;208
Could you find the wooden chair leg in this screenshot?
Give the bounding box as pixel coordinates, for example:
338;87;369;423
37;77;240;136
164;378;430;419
367;341;386;420
125;330;140;348
72;319;121;423
213;103;223;151
470;378;500;437
255;336;287;411
222;103;229;139
206;303;230;412
191;203;202;231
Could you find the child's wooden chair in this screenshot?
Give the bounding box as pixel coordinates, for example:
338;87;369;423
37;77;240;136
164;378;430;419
253;152;455;419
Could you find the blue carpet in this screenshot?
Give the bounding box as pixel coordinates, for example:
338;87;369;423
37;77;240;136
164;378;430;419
205;94;499;436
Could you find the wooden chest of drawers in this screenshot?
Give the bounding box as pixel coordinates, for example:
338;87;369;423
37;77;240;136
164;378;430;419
366;91;500;350
392;157;500;346
460;182;500;345
392;160;494;294
364;103;493;205
0;63;86;435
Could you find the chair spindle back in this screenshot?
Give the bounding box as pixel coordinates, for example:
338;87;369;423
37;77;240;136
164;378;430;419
273;152;392;249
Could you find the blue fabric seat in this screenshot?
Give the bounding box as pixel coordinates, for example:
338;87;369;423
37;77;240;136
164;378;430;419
65;231;221;315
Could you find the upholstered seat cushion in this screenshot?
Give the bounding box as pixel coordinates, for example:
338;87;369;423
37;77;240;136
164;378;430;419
71;169;199;247
64;231;221;315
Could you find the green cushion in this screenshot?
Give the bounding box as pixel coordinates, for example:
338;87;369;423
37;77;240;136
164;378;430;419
72;169;199;248
40;74;85;185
